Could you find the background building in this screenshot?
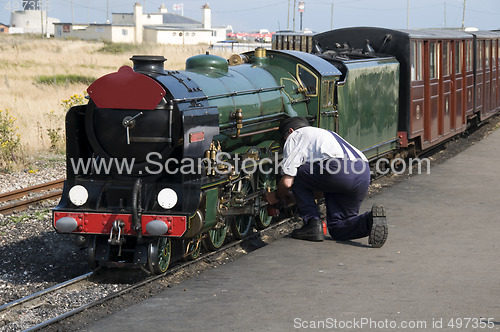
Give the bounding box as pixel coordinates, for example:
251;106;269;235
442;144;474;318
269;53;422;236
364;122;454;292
0;23;9;34
54;3;226;45
9;0;60;35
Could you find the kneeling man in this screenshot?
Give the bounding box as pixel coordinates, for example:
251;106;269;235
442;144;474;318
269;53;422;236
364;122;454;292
266;117;388;247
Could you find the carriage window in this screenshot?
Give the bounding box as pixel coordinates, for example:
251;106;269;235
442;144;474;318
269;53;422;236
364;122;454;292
411;41;416;80
477;42;483;70
411;41;423;81
443;42;451;76
485;40;490;68
455;41;463;74
417;42;423;79
493;41;497;67
429;42;440;79
297;65;318;96
466;40;473;71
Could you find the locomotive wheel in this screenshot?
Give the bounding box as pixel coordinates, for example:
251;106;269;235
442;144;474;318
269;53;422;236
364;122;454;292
230;215;254;239
183;235;202;261
87;235;100;270
255;207;272;230
255;167;276;230
203;224;227;251
230;177;254;239
147;237;171;275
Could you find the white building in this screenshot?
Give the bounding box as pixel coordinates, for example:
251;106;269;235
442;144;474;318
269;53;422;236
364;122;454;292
54;3;226;45
10;9;60;35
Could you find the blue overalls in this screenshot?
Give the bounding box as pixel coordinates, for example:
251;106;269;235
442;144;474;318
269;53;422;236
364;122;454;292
291;132;372;240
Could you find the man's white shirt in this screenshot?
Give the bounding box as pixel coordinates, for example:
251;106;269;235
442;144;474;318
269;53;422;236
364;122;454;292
281;127;368;177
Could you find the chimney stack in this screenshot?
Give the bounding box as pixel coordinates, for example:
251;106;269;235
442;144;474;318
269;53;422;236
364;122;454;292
134;2;143;44
159;4;168;13
202;4;211;29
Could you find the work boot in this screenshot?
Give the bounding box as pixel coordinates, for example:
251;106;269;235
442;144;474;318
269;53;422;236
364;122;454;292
291;218;325;242
369;204;388;248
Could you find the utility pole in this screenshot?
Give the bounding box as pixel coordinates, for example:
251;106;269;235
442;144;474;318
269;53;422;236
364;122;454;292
287;0;290;30
330;2;334;29
461;0;466;29
298;1;304;31
40;0;44;37
107;0;109;23
71;0;74;24
45;0;49;37
293;0;296;32
407;0;410;29
444;1;446;28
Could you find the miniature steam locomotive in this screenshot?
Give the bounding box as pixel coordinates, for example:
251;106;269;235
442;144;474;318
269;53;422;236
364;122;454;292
53;27;500;274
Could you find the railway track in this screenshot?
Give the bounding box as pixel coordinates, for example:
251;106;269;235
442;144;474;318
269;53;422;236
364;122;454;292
0;179;64;215
0;217;294;332
0;273;94;323
0;270;116;332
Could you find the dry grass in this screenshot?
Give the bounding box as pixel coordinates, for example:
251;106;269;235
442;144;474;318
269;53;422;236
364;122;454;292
0;34;233;156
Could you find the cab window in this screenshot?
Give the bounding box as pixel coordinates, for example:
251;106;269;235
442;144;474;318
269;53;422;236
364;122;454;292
321;80;335;108
297;64;318;96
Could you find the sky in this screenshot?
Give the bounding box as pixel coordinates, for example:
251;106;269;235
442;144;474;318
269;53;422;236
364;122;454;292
0;0;499;33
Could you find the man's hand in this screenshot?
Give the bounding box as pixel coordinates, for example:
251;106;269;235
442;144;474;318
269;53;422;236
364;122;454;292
264;191;279;205
264;175;295;206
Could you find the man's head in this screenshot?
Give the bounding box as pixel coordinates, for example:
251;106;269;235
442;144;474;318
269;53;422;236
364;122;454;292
279;116;309;140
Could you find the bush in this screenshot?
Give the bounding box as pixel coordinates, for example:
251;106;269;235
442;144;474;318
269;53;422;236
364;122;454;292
35;74;96;86
0;109;22;169
61;94;86;110
97;42;136;54
44;94;86;151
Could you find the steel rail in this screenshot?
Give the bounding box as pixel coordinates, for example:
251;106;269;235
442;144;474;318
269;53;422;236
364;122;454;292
0;272;93;314
0;178;65;214
23;217;293;332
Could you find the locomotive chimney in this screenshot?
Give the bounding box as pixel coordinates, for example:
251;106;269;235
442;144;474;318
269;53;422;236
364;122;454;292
130;55;167;74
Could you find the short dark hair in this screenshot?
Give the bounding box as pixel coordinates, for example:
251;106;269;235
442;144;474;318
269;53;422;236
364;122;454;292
279;116;309;138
